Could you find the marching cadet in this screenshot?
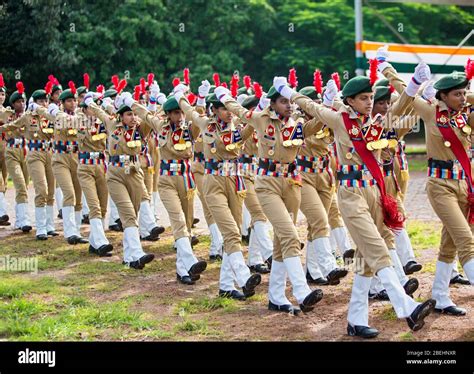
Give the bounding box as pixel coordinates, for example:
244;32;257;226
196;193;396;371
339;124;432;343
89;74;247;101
274;61;435;336
295;82;348;286
1;87;57;240
75;97;113;256
174;81;262;300
379;53;474;316
215;83;329;315
35;82;87;244
127;84;208;285
4;82;32;232
238;88;274;274
190;84;224;261
0;74;10;225
84;90;155;269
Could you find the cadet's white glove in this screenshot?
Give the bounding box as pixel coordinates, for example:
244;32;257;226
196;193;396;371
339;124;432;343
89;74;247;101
47;103;59;117
84;92;96;106
422;81;437;101
375;45;391;72
101;97;113;110
149;82;160;103
322;79;338;107
173;83;189;103
198;80;211;98
237;94;248;105
256;94;270;112
28;101;39;112
156;93;166;105
214;86;232;103
273;76;295;100
407;62;431;97
120;92;134;108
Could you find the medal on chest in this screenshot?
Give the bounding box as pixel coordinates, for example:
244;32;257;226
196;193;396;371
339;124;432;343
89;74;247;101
124;127;141;148
364;116;387;151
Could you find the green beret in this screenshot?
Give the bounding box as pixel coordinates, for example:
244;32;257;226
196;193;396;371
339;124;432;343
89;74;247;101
206;93;221;106
103;89;118;99
77;86;88;96
51;85;62;94
163;96;180;113
266;86;281;101
79;101;88;108
342;76;373;98
374;86;391;102
433;72;468;91
116;105;132;115
299;86;321;100
208;85;216;95
31;89;47;101
9;91;26;105
241;95;259;110
374;78;389;88
0;86;6;93
59;89;76;102
237;86;254;96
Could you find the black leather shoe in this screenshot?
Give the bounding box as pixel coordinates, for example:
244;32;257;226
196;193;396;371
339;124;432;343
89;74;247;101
343;249;355;264
219;289;246;300
241;233;250;245
404;260;422;275
21;225;32;233
67;235;88;245
242;273;261;298
450;274;470;286
300;289;323;313
188;260;207;280
0;214;10;226
36;234;48;241
327;268;348;285
306;271;329;286
47;230;59;237
373;289;389;301
81;214;90;225
89;244;113;257
434;305;467;316
109;224;121;232
265;255;272;270
57;209;62;219
268;301;301;315
209;254;222;262
177;274;195;285
404;278;419;297
406;299;435;331
249;263;270;274
192;218;200;228
347;324;379;339
125;254;155;270
142;226;165;241
191;235;199;247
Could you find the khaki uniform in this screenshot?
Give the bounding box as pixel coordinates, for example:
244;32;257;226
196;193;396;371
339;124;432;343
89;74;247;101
292;84;412;276
76;114;108;220
1;111;55;208
178;97;253;255
0;109;8;193
2;111;29;204
133;104;195;241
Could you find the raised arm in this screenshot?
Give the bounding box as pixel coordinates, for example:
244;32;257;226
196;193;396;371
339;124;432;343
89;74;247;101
0;112;31;131
131;102;165;133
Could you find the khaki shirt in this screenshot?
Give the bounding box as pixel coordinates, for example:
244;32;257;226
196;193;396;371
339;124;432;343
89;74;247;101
223;99;320;164
0;110;54;142
178;97;253;161
36;106;86;144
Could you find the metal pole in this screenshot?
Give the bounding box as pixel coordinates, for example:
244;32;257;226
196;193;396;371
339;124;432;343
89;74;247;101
355;0;364;76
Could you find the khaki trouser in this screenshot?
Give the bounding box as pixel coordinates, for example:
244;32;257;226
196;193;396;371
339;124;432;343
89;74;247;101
426;178;474;265
300;171;333;241
0;141;7;193
106;164;145;229
328;193;345;229
27;150;55;207
255;176;301;262
243;176;267;226
52;153;82;211
159;175;194;240
338;185;392;277
5;147;29;204
193;168;215;226
78;164;108;220
203;174;244;254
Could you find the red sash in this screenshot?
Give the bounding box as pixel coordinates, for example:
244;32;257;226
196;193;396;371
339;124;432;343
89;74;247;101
342;112;405;230
435;106;474;224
